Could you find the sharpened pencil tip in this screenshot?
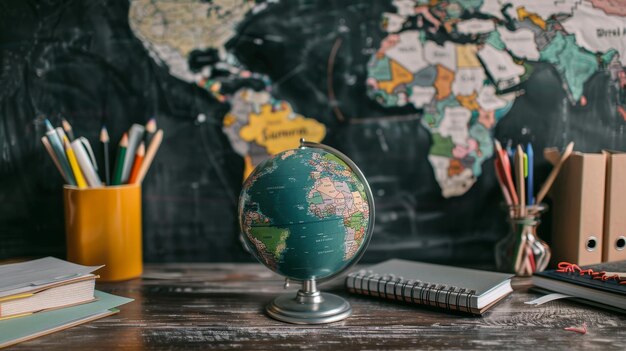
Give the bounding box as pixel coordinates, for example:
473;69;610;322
146;118;157;133
62;118;72;131
120;133;128;146
100;125;109;142
45;119;54;131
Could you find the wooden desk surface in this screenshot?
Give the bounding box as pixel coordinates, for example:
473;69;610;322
10;263;626;350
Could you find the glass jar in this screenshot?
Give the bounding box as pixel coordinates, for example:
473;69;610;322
495;204;551;276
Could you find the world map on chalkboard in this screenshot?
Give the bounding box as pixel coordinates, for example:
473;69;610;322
128;0;626;197
1;0;626;263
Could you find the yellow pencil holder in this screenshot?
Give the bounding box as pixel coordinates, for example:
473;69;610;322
63;184;143;282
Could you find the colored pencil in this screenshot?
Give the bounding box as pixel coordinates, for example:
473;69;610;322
44;118;54;132
494;157;513;206
535;141;574;204
45;120;76;186
526;143;534;205
62;118;75;141
79;137;98;171
71;139;102;187
134;129;163;184
64;137;87;189
515;145;526;217
41;136;68;182
100;125;110;185
145;117;156;147
120;124;145;184
55;127;68;145
128;142;145;184
112;133;128;186
494;140;518;205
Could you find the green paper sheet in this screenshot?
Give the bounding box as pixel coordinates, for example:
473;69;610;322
0;290;133;347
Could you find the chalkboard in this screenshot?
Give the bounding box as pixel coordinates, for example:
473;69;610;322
1;0;625;264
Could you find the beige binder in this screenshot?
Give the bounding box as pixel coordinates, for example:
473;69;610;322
550;152;606;266
602;151;626;262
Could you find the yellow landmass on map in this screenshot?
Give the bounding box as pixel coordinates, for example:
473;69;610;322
517;6;546;30
223;113;236;127
434;65;455;100
456;93;480;111
378;60;414;94
239;102;326;177
456;44;481;68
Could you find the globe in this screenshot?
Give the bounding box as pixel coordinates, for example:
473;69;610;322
239;141;374;283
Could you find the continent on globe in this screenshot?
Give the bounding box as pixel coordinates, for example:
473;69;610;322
306;153;369;260
240;147;371;281
241;208;289;271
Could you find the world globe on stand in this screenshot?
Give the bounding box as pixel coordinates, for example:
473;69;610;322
238;140;374;324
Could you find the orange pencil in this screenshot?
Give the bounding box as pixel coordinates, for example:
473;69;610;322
128;142;145;184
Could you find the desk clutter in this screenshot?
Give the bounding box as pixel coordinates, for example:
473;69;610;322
41;117;163;188
493;141;626;277
532;261;626;314
0;257;132;348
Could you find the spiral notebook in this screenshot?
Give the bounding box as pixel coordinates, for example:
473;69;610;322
346;259;513;315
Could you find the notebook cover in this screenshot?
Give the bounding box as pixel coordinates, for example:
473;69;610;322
534;261;626;296
363;259;513;296
0;291;133;348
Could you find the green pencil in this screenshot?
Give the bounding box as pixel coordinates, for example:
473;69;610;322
112;133;128;185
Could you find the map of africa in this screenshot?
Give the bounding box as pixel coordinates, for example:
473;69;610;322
129;0;626;197
240;148;370;280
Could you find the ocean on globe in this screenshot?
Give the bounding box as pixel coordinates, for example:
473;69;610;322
239;145;372;281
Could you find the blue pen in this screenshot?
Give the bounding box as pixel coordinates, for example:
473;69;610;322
526;143;534;205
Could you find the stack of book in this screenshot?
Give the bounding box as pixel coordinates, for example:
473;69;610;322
0;257;133;348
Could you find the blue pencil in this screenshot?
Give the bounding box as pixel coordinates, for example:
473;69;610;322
526;143;534;205
45;119;77;186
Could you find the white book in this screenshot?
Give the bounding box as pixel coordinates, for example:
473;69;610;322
0;275;96;319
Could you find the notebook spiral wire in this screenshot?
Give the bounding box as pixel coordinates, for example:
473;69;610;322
346;270;477;313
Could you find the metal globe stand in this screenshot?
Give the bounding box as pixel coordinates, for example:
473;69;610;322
266;279;352;324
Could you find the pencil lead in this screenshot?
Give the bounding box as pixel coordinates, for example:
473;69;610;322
146;118;157;133
120;133;128;146
100;125;109;143
136;142;145;155
62;118;72;132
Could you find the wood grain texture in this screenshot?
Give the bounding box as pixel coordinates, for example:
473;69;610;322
9;263;626;350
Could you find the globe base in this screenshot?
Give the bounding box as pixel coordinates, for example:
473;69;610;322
266;291;352;324
266;279;351;324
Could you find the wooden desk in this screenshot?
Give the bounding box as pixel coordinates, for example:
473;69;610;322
10;263;626;350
